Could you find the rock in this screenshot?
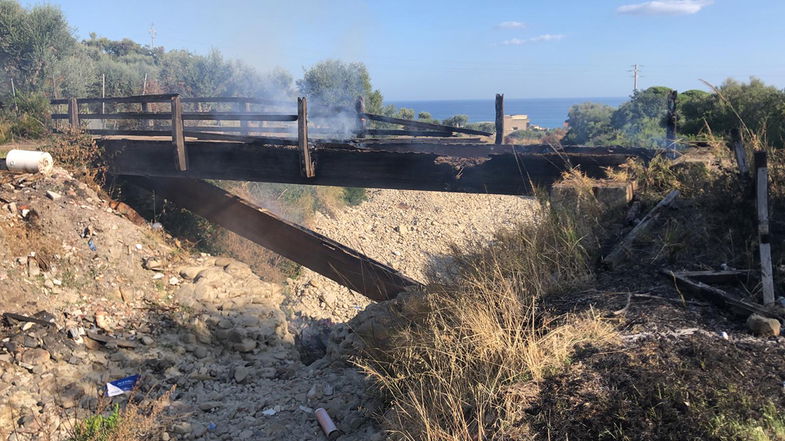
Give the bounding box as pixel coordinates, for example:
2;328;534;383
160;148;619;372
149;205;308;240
179;266;204;280
168;277;180;286
214;257;234;267
20;348;50;365
198;401;222;411
235;339;257;352
94;311;113;331
234;366;249;383
747;314;781;337
140;336;154;345
27;258;40;278
193;346;209;359
172;422;192;434
143;258;163;271
307;383;323;400
46;190;62;200
152;273;164;280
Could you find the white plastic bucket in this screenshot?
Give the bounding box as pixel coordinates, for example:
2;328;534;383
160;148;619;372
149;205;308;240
5;150;54;174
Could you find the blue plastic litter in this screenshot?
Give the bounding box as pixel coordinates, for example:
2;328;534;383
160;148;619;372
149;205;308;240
106;374;140;397
88;239;96;252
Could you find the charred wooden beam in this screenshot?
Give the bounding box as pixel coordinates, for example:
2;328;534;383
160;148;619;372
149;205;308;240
126;176;420;301
362;113;492;136
755;151;775;305
100;139;647;195
53;112;298;122
51;93;177;105
663;270;781;320
299;97;315;178
171;96;187;171
495;93;504;145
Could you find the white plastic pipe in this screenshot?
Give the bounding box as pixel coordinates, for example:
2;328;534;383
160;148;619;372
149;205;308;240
315;408;339;439
4;150;54;174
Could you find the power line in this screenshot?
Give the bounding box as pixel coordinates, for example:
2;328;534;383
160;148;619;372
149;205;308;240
628;64;641;92
149;23;157;48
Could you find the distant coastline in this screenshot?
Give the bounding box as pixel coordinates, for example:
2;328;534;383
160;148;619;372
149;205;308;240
387;97;628;129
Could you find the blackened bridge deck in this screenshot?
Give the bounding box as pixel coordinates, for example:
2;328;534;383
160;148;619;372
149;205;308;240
99;138;650;196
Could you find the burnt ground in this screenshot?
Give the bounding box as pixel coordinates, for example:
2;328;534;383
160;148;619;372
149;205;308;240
511;160;785;441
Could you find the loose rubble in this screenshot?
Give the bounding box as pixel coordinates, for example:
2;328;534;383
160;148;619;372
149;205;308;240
0;167;535;440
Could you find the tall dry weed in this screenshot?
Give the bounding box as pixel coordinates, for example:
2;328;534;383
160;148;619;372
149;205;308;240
357;182;616;441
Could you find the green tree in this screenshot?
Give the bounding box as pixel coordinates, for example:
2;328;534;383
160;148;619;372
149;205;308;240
562;102;618;145
398;108;415;120
442;114;468;128
417;111;432;120
297;59;384;113
0;1;76;91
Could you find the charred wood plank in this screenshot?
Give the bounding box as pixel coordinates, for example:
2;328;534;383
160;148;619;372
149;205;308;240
362;113;492;136
100;140;645;195
171;96;187;171
662;270;782;320
53;112;298;122
603;190;680;268
495;93;504;145
755;151;774;305
51;94;177;105
126;176;420;301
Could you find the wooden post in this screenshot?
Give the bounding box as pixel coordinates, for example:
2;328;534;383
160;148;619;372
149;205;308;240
755;151;774;305
495;93;504;145
666;90;677;148
68;97;79;130
298;97;315;178
241;101;251;136
101;74;106;129
10;78;18;115
730;128;749;176
171;95;187;171
355;96;366;138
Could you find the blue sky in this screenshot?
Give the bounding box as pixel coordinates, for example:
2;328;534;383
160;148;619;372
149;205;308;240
23;0;785;100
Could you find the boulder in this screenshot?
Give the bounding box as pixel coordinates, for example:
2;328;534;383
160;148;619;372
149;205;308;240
747;314;781;337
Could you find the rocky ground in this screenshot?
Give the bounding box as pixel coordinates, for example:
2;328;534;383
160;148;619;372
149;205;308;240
286;189;535;323
0;164;534;441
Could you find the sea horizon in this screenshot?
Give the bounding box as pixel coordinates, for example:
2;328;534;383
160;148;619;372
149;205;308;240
387;97;628;129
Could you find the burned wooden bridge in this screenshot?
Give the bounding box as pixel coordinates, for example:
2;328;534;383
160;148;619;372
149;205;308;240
52;94;652;301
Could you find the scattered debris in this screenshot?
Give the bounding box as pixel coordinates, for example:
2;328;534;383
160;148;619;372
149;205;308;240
604;190;680;269
315;407;341;440
106;374;140;397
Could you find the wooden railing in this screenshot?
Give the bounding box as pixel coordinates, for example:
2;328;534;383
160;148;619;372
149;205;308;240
50;94;495;174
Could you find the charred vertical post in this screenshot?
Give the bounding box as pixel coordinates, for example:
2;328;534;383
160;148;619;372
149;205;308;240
730;128;749;177
298;97;315;178
666;90;677;147
68;97;79;130
495;93;504;145
355;96;366;138
171;95;187;171
755;151;774;305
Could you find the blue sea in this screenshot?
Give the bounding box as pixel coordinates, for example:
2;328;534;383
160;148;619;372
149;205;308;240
387;97;628;129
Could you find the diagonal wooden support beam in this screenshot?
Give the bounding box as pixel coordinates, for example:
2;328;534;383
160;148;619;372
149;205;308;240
125;176;420;301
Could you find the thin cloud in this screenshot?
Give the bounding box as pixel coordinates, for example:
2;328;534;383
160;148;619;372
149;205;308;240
501;34;565;45
495;21;525;29
617;0;713;16
528;34;565;42
501;38;526;46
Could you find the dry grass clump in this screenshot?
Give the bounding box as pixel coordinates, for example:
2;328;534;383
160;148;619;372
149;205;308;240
357;184;617;441
61;388;173;441
42;129;107;187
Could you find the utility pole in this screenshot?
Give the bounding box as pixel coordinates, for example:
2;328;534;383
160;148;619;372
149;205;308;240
630;64;641;93
148;23;157;48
